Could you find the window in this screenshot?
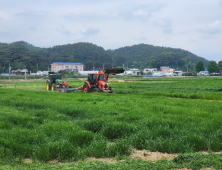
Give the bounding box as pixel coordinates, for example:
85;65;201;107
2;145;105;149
93;74;98;80
99;75;104;81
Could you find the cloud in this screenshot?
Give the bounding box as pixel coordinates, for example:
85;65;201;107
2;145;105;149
132;32;147;41
107;2;165;22
0;31;13;39
153;18;173;34
0;0;222;62
56;26;70;35
81;28;102;37
197;20;222;35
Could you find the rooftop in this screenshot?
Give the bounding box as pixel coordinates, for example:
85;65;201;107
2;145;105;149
52;62;83;65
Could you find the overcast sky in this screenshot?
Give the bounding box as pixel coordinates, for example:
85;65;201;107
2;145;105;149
0;0;222;62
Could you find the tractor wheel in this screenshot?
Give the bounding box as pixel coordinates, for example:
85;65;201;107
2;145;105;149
83;83;90;93
46;82;51;91
109;87;114;93
51;83;56;91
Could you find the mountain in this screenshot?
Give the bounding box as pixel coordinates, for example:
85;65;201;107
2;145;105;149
110;44;208;71
12;41;41;51
35;42;209;71
0;43;49;73
0;41;209;72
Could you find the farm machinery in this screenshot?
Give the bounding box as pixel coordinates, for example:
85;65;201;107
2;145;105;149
46;73;77;92
46;68;124;93
78;68;125;93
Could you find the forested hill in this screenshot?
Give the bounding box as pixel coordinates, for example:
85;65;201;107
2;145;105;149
110;44;209;71
12;41;41;51
0;41;208;72
0;42;49;73
37;42;114;70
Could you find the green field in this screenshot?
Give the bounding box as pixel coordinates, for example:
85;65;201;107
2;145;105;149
0;77;222;169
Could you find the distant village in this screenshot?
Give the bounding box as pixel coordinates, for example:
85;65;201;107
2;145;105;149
2;62;209;77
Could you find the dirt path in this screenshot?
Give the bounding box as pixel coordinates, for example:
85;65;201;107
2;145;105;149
23;149;222;164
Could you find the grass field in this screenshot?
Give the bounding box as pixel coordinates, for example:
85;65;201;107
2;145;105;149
0;76;222;169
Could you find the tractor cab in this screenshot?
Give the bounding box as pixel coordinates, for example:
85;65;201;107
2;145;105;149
49;74;62;84
46;73;68;91
87;73;106;85
87;74;98;84
98;74;105;81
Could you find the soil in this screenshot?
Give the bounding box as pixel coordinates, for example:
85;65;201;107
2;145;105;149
20;150;219;170
22;149;222;164
130;149;177;161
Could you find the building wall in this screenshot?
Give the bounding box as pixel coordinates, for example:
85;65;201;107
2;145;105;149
144;68;157;73
160;66;172;71
51;63;84;72
161;68;170;71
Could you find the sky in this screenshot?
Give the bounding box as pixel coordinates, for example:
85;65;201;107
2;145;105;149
0;0;222;62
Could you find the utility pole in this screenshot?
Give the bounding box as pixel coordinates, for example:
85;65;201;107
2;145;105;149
25;66;26;80
9;62;11;74
37;63;38;72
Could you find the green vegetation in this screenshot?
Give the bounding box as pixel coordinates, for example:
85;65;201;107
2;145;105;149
0;43;49;73
111;44;209;70
12;41;41;51
1;153;222;169
207;60;220;73
195;60;205;72
218;60;222;73
0;77;222;169
0;41;209;73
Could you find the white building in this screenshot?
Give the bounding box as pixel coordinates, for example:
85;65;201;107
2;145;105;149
174;71;183;76
198;71;209;76
152;72;166;77
143;68;157;73
79;71;98;75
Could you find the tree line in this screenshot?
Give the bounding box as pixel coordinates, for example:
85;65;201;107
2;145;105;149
0;43;49;73
195;60;221;74
0;41;212;73
111;44;209;71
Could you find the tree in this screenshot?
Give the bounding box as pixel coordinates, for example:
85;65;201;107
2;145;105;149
207;61;219;73
131;61;138;68
195;60;205;72
218;60;222;73
147;71;153;75
84;61;93;70
113;54;127;66
14;62;23;69
148;58;156;68
139;61;143;69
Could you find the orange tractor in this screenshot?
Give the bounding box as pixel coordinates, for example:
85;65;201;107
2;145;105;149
78;68;124;93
